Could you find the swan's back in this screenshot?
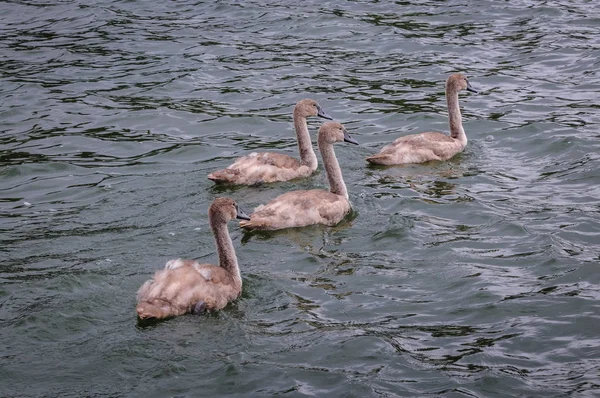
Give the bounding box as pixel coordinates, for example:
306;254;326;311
208;152;304;185
367;132;462;165
366;73;477;165
240;121;357;231
208;99;332;185
135;197;248;320
136;261;239;319
240;189;350;230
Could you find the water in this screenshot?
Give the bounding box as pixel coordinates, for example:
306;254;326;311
1;0;599;396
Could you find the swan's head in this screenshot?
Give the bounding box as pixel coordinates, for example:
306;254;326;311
295;99;333;120
209;197;251;224
318;122;359;145
447;73;478;94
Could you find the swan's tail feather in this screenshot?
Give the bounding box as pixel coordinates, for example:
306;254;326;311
207;169;238;184
239;219;253;229
366;154;392;165
239;218;263;230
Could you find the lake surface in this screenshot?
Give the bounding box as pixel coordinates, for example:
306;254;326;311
1;1;599;396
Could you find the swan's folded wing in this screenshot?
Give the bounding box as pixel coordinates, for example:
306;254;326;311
369;132;458;164
208;152;305;184
136;264;238;318
241;190;350;230
414;132;462;159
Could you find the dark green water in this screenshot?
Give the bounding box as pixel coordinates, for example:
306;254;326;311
1;1;599;397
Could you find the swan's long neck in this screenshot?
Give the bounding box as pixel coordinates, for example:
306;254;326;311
293;111;317;169
318;138;348;199
447;87;467;146
211;219;241;289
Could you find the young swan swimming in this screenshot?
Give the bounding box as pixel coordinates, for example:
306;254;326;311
208;99;333;185
136;198;250;320
240;122;358;231
366;73;478;165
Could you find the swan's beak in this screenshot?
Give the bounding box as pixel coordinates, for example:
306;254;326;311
316;105;333;120
466;81;478;93
236;207;251;220
343;130;359;145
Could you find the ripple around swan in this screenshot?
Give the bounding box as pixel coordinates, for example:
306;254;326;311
1;0;600;397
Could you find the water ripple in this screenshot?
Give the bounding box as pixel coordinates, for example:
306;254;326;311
1;0;599;396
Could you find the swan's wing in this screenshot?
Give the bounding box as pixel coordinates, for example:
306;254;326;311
367;132;460;165
136;263;238;319
208;152;306;184
191;263;233;285
410;132;463;159
240;190;350;230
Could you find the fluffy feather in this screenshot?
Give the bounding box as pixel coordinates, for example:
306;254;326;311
208;99;332;185
366;73;477;165
241;122;358;231
136;198;249;320
239;190;350;230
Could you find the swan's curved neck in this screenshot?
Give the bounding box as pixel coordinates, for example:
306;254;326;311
318;138;348;199
293;111;317;169
210;219;241;288
447;88;467;146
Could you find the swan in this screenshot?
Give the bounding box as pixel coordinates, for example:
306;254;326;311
366;73;478;165
208;99;333;185
240;122;358;230
136;198;250;320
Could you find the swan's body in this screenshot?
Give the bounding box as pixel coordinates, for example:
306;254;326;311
366;73;477;165
208;99;332;185
240;122;358;231
136;198;250;320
